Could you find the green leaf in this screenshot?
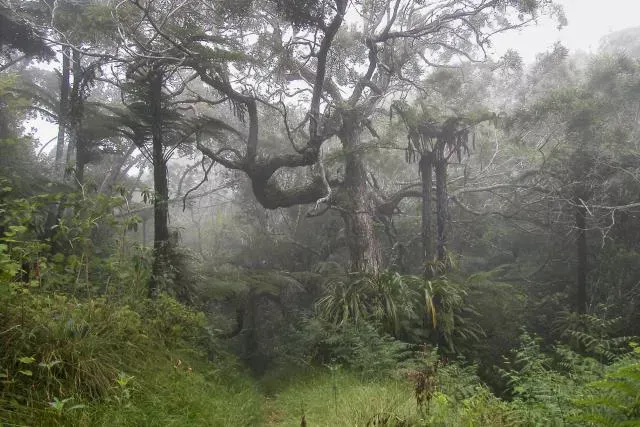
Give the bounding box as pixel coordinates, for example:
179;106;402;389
18;356;35;364
17;369;32;376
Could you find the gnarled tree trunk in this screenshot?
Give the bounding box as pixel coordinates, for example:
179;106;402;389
338;110;382;274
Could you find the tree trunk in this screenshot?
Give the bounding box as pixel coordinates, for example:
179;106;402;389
55;46;70;175
149;70;170;297
434;158;448;266
64;50;85;183
419;153;433;268
338;110;382;275
66;50;82;173
575;197;588;314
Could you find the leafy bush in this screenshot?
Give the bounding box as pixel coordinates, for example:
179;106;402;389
554;311;636;363
0;293;148;410
281;316;413;378
141;293;214;353
316;270;483;352
573;345;640;425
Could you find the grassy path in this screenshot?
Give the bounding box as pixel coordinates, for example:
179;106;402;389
261;371;417;426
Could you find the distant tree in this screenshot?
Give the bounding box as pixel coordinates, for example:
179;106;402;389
508;54;640;313
392;100;495;272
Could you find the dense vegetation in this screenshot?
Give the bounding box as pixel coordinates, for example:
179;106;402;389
1;0;640;425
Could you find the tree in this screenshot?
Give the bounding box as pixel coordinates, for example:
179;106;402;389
37;0;562;277
187;0;563;274
0;2;53;71
0;2;53;139
392;100;495;272
508;54;640;313
6;0;118;179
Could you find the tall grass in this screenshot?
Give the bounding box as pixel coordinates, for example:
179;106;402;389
263;371;417;426
262;367;527;427
0;292;264;426
84;354;263;426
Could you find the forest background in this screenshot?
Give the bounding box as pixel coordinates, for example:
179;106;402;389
1;0;640;425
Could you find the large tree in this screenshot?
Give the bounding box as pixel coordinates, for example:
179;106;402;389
106;0;562;274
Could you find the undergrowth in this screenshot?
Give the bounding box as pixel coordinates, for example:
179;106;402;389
0;291;263;426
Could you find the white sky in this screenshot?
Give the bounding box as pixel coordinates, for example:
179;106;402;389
490;0;640;62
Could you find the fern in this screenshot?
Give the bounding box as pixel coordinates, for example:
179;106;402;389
315;270;483;353
554;311;637;363
572;348;640;425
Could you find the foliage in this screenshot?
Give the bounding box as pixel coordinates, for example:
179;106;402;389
589;245;640;337
316;271;415;333
496;331;639;426
281;316;413;378
0;287;260;425
573;345;640;425
0;292;148;413
264;366;525;426
0;7;54;59
316;270;483;352
263;370;418;426
84;354;263;427
141;293;213;353
2;1;640;425
465;268;528;372
497;333;580;425
0;184;141;295
554;311;636;363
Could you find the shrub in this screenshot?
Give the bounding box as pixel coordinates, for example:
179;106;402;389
316;270;483;353
0;292;149;408
141;293;213;353
573;345;640;425
281;316;413;378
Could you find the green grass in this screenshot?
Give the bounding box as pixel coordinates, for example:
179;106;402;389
0;292;265;426
0;293;566;426
1;351;264;426
261;369;529;427
262;370;419;426
84;353;264;426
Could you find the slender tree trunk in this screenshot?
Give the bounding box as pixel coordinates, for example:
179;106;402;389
419;153;433;268
575;196;588;313
434;158;448;265
55;46;70;174
64;50;85;184
149;70;170;297
66;50;82;172
338;110;382;275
